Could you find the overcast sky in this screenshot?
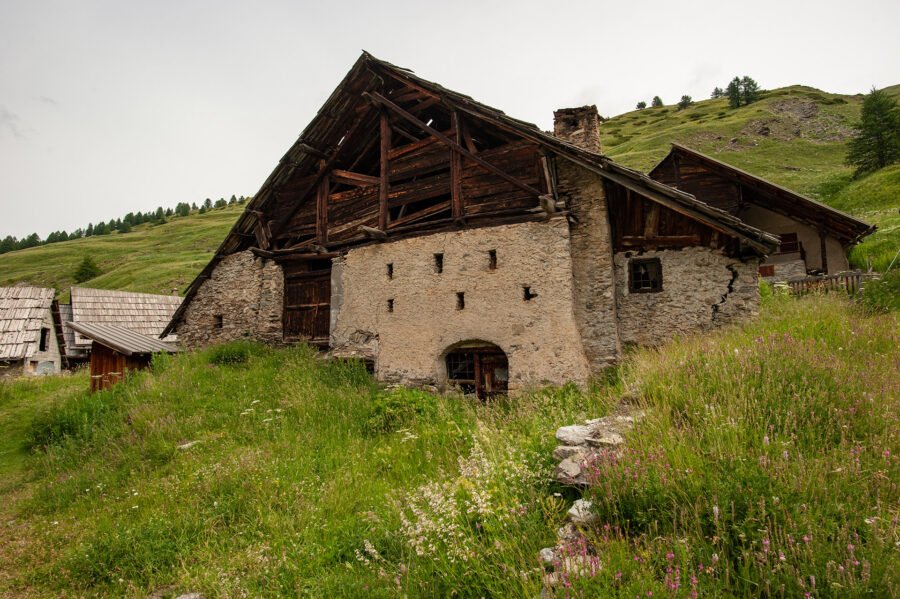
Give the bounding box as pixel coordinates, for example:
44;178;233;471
1;0;898;238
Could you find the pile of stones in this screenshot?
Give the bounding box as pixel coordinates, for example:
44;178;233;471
539;409;645;591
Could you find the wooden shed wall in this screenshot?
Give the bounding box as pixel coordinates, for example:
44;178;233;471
89;342;151;392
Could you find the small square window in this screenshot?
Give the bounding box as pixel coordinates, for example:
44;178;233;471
387;299;394;313
214;314;224;328
387;263;394;280
629;258;662;293
523;286;538;301
456;292;465;310
39;328;49;352
488;249;497;270
434;253;444;274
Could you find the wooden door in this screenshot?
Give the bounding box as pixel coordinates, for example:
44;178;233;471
283;262;332;342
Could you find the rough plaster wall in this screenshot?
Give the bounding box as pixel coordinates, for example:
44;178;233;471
176;251;284;347
331;219;591;392
615;247;760;346
556;159;620;369
25;307;61;374
739;204;849;273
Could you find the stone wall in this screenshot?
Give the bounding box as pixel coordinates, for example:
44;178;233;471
553;106;602;153
25;307;62;375
556;159;621;369
614;247;759;346
175;251;284;347
762;259;807;282
330;219;592;392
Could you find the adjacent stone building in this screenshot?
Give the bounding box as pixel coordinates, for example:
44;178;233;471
164;53;782;396
650;144;874;281
0;286;62;377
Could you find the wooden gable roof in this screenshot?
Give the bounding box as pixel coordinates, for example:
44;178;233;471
0;286;54;361
164;53;778;336
70;287;181;348
650;144;875;244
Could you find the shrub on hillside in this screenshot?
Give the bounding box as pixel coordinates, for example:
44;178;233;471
859;270;900;313
206;341;260;366
27;392;119;450
365;387;438;433
73;255;101;283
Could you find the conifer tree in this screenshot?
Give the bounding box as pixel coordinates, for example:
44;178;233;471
636;101;647;110
741;76;761;105
727;78;742;109
651;96;664;107
847;87;900;176
678;95;693;110
74;255;101;283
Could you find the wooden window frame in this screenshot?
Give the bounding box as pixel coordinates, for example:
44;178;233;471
629;258;663;294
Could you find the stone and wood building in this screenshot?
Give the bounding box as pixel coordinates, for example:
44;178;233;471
164;53;784;397
650;144;874;280
0;286;62;377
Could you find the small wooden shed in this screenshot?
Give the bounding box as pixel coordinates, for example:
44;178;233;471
66;322;177;392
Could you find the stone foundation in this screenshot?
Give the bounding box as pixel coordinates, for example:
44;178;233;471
175;251;284;346
614;247;759;345
330;219;591;392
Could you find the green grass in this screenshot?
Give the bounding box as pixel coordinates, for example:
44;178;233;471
0;206;241;300
0;296;896;597
602;84;900;273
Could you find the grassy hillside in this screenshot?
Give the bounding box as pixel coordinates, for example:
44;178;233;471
0;205;241;300
0;295;896;597
600;84;900;271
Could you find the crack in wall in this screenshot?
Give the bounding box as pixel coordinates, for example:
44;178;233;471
712;263;740;319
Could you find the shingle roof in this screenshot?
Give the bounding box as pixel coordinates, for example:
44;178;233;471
70;287;182;348
66;322;177;356
0;286;55;361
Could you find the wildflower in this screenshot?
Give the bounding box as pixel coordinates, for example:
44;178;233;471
779;552;786;562
666;551;675;562
802;534;811;544
763;435;770;445
712;553;719;564
762;538;770;553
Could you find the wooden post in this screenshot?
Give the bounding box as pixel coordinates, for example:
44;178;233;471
819;227;828;274
450;111;464;220
316;160;329;244
379;110;391;231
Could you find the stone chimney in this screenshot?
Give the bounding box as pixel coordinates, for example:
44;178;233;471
553;105;601;153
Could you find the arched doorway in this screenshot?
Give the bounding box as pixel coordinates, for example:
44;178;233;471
445;342;509;400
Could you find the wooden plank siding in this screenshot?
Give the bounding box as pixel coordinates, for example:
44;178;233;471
606;180;724;252
89;342;150;393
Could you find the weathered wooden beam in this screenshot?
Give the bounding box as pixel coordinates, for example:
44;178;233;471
316;165;329;244
391;125;420;144
331;169;380;187
379;110;391;231
366;91;547;202
254;218;272;251
450;111;464;219
360;225;387;240
250;246;339;259
270;105;374;239
643;204;660;238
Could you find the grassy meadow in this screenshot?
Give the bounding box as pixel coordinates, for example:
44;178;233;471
0;293;896;597
0;205;242;301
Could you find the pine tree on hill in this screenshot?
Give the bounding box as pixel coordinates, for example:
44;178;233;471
74;255;101;282
711;87;724;99
847;87;900;177
678;95;693;110
636;101;647;110
741;76;761;105
727;77;742;108
651;96;664;107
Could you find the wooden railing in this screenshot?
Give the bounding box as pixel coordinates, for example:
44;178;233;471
785;271;878;295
